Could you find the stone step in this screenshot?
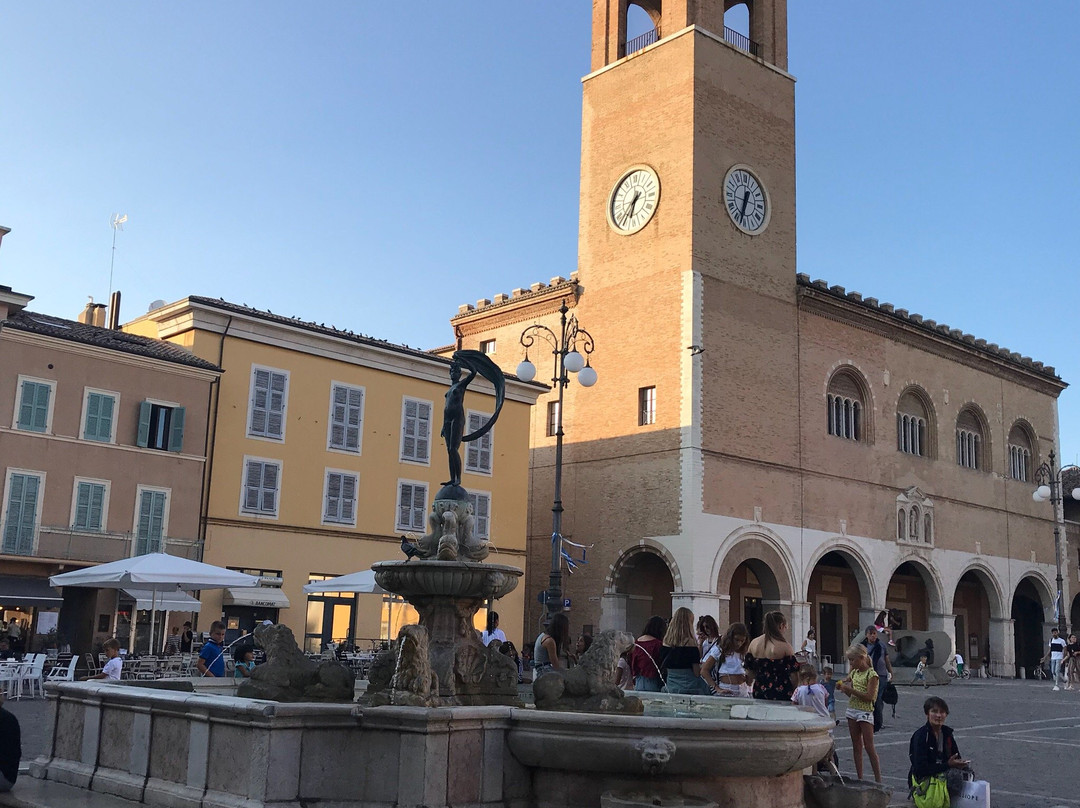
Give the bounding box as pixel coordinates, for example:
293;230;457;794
0;777;141;808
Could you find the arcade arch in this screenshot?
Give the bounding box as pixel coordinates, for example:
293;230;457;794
886;558;944;631
606;544;677;634
951;566;1004;674
714;532;796;636
807;546;875;667
1011;574;1053;677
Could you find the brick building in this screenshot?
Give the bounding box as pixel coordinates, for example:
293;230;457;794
448;0;1069;675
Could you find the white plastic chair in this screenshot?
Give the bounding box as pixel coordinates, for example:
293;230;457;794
45;656;78;683
20;655;46;698
0;663;25;699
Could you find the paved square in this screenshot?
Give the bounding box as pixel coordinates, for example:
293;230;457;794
833;677;1080;808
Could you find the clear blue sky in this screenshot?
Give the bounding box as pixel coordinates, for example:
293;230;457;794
2;3;1077;461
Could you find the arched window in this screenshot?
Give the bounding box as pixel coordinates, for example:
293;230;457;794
827;369;869;442
955;406;988;471
897;509;906;541
897;389;931;457
924;512;933;544
1007;422;1034;482
626;2;661;55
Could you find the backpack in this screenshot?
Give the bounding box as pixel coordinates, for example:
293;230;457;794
883;681;898;705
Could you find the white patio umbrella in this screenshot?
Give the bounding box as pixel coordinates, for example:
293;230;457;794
302;569;386;595
50;553;260;653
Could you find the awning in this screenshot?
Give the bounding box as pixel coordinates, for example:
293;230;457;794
222;586;290;609
0;575;63;608
121;588;202;613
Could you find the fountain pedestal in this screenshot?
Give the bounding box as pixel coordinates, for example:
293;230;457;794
368;559;523;706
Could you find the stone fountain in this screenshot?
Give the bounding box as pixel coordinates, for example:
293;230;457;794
27;349;840;808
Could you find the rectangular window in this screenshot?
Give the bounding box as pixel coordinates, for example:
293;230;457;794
2;471;43;555
400;398;432;463
465;411;493;474
83;390;118;443
15;378;54;433
73;480;108;532
479;339;496;355
328;383;364;453
135;488;168;555
136;401;186;452
467;491;491;540
546;400;560;437
638;386;656;426
396;481;427;532
323;471;358;526
242;458;281;517
248;367;289;440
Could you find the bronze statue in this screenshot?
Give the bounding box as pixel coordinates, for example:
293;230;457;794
440;350;504;488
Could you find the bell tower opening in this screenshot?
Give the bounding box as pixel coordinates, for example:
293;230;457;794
591;0;787;71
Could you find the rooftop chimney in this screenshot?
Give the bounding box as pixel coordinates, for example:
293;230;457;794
78;298;108;328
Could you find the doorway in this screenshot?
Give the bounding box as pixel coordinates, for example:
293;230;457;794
744;596;763;639
304;594;356;654
819;601;843;667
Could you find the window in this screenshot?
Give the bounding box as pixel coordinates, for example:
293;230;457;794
400;399;432;463
467;491;491;540
241;458;281;517
328;383;364;454
15;377;54;433
1008;423;1034;482
396;481;427;532
2;471;43;555
136;401;186;452
546;401;560;437
323;471;358;526
826;370;866;442
955;407;987;471
72;479;108;532
248;367;289;440
82;390;118;443
479;339;496;355
896;390;931;457
134;487;168;555
639;386;656;426
465;411;493;474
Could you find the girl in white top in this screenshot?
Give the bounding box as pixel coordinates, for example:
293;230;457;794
480;612;507;648
701;622;749;696
801;628;818;666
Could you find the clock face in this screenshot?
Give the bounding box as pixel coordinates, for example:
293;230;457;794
723;165;769;234
608;166;660;234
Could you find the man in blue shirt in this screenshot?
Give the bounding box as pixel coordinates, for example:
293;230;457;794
197;622;227;677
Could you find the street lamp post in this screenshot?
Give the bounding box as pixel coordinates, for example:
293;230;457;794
1032;450;1080;633
515;300;596;626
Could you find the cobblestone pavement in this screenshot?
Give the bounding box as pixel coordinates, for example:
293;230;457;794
833;676;1080;808
7;677;1080;807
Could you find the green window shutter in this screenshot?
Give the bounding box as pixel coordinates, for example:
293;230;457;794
167;406;186;452
75;483;105;531
136;490;166;554
85;393;115;442
18;382;50;432
74;483;91;529
88;484;105;530
136;401;152;447
3;474;40;555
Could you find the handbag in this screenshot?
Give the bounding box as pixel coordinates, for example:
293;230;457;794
951;778;989;807
911;774;950;808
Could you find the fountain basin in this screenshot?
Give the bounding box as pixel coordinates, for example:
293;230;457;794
508;701;833;778
372;559;521;599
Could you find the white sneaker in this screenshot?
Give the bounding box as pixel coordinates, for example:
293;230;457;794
1053;686;1060;691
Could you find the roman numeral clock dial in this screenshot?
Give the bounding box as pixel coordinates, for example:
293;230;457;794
723;165;770;235
608;166;660;234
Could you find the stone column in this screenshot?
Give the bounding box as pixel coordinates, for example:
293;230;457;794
599;593;629;632
671;591;722;623
989;618;1013;677
789;601;811;648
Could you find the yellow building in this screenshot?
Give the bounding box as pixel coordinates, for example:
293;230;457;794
125;297;541;651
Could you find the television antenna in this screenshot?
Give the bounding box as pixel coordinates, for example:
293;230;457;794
108;213;127;300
